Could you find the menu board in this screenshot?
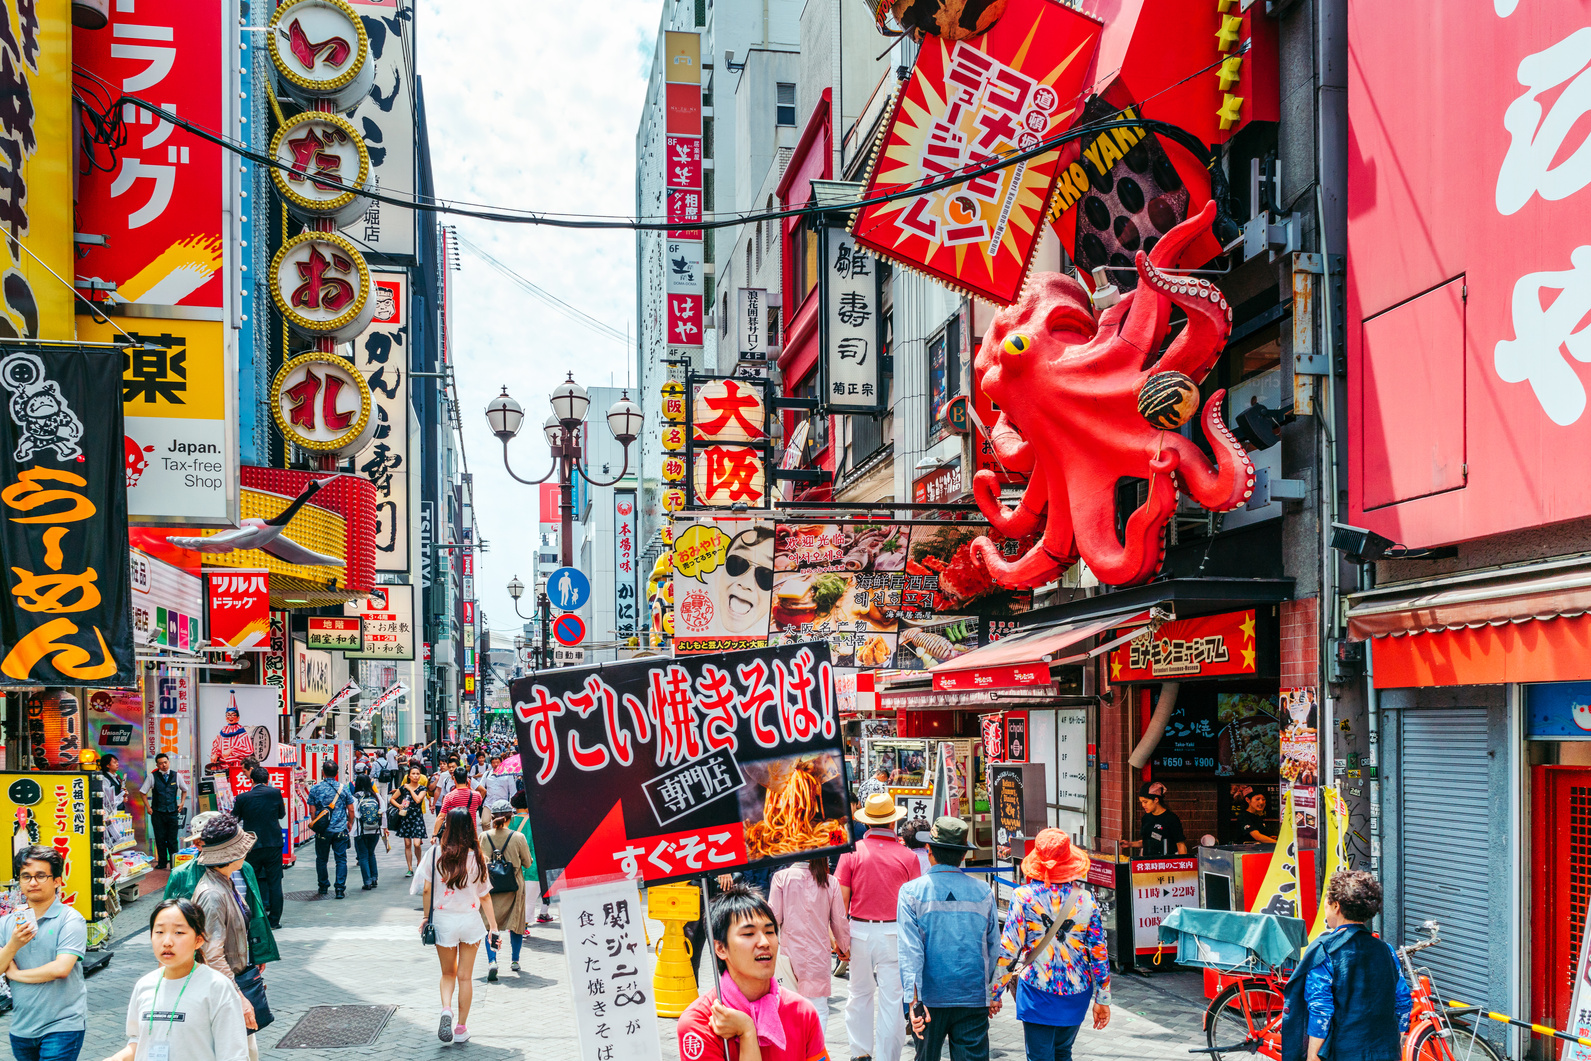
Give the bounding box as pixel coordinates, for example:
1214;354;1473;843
1148;687;1219;772
1150;686;1280;778
766;521;1032;670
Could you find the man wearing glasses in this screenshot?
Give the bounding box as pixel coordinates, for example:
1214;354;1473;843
1;846;89;1061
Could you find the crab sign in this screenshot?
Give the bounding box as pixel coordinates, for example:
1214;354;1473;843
969;202;1255;588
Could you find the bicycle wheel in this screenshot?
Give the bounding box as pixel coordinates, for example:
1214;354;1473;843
1205;979;1286;1060
1409;1021;1506;1061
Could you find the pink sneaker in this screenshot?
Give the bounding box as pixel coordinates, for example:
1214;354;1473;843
454;1024;470;1044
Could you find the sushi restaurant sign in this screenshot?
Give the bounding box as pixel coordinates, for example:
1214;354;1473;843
1109;610;1257;681
510;642;851;890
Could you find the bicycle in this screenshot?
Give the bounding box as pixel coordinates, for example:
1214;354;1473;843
1199;920;1503;1061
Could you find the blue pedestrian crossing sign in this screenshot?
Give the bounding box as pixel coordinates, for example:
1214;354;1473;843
547;566;590;612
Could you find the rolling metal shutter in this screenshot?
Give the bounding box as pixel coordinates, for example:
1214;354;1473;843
1399;707;1492;1008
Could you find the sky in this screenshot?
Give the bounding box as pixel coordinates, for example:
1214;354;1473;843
416;1;659;642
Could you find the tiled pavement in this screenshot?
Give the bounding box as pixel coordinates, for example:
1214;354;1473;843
4;837;1211;1060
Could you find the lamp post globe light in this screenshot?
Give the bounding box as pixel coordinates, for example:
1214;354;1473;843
488;373;636;570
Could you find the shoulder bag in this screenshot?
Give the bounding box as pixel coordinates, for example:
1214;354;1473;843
484;832;519;894
420;851;437;946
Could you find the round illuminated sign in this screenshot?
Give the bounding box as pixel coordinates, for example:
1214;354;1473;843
269;111;370;225
661;453;686;483
661;609;675;636
660;423;686;452
661;379;686;423
659;522;675;545
661;578;675;605
270;353;375;455
692;378;766;443
267;0;374;111
661;486;686;513
270;232;375;341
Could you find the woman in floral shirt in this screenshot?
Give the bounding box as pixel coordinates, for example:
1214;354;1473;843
992;829;1111;1061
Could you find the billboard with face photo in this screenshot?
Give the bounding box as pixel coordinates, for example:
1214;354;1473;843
197;684;281;771
672;518;774;652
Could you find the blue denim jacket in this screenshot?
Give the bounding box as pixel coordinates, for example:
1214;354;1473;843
897;864;1001;1007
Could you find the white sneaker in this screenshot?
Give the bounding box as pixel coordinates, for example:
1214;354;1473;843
438;1009;454;1042
486;962;498;982
510;960;520;972
454;1024;470;1043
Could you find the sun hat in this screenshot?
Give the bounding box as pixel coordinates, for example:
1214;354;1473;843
853;791;907;825
197;823;257;866
487;798;513;817
185;810;221;843
919;816;973;851
1020;827;1090;884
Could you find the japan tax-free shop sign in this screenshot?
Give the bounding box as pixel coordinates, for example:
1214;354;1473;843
511;643;850;889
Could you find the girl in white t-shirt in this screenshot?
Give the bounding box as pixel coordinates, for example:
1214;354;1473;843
412;807;499;1044
107;898;249;1061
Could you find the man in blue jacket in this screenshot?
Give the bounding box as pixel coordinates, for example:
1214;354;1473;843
1281;871;1412;1061
897;817;1002;1061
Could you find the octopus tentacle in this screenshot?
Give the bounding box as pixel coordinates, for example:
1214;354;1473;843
974;465;1046;538
1072;467;1179;587
986;411;1035;473
1137;252;1233;382
1162;390;1256;512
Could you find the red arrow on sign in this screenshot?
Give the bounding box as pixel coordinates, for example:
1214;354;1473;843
549;801;750;894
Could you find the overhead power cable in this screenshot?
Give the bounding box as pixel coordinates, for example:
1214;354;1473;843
457;236;631;348
70;44;1241;235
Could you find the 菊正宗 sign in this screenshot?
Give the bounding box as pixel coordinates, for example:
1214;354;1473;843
1109;609;1258;682
820;226;885;414
510;642;848;889
0;347;135;686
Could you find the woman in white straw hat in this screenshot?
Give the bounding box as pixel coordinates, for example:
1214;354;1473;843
189;814;273;1046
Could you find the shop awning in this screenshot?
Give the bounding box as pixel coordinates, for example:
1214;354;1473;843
1346;555;1591;638
926;607;1157;691
1347;556;1591;688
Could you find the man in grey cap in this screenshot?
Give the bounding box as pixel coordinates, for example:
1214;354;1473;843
897;816;1002;1061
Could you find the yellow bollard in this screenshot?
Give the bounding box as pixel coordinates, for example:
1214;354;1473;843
649;883;701;1018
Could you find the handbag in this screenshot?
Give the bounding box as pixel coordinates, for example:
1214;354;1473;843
420;853;437;946
485;832;518;894
235;964;274;1032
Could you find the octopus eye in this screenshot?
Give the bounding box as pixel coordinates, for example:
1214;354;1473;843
1002;334;1032;357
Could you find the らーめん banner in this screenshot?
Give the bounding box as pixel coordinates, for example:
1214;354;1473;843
0;345;136;686
511;642;848;889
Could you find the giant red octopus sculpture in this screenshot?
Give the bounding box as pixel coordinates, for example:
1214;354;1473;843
969;202;1255;588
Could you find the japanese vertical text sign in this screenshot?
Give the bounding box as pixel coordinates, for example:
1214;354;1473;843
73;0;225;308
0;347;136;686
664;30;703;357
559;879;664;1061
343;0;416;257
510;642;848;890
819;226;886;413
0;771;102;921
205;568;271;650
739;287;768;362
344;582;415;659
614;491;639;638
352;272;409;571
0;1;74;339
849;0;1102;305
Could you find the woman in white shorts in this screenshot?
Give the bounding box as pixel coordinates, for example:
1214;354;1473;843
413;807;500;1044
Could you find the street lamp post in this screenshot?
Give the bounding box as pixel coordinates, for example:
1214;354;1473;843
487;375;643;569
507;575;553;669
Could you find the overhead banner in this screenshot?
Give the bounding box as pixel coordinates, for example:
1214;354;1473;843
73;0;225;308
819;227;886;414
672;518;774;653
344;582;415;659
1;771;103;921
0;346;137;686
205;569;270;650
344;0;417;257
353;272;410;571
130;547;203;649
511;643;847;889
849;0;1102;305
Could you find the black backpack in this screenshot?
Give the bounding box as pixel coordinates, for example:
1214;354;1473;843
484;833;519;894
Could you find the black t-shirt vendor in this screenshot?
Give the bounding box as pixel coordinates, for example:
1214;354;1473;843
1236;789;1278;844
1127;781;1187;856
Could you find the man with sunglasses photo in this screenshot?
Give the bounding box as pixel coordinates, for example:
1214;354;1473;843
713;526;775;636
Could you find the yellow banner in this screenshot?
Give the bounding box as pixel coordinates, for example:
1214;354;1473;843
1309;788;1348;940
2;1;75;338
1248;785;1301;918
2;770;99;921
